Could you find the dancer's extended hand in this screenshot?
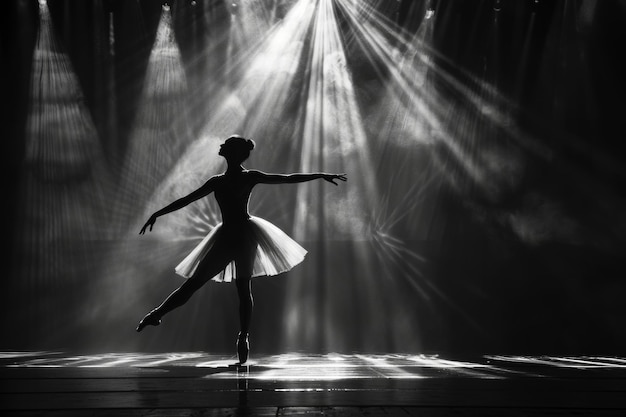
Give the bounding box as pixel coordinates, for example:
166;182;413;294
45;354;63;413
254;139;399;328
139;214;157;234
323;173;347;186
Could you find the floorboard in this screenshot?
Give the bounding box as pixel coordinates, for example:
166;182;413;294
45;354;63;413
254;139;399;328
2;352;625;416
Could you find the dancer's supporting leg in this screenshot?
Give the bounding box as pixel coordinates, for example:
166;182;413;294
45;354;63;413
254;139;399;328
235;276;252;364
236;276;253;335
234;243;254;364
137;245;230;332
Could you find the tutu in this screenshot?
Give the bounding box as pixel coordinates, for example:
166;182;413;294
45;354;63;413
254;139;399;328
175;216;307;282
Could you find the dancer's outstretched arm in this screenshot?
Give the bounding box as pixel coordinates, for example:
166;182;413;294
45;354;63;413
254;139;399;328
250;170;347;186
139;176;218;234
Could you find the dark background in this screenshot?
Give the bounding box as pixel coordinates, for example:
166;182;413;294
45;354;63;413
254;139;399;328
1;0;625;356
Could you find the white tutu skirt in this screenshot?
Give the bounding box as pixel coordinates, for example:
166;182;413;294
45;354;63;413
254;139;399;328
175;216;307;282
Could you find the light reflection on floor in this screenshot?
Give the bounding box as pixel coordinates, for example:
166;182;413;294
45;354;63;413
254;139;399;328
3;352;626;382
486;355;626;369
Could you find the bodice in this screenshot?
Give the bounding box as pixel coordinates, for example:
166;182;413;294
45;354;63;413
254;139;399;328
213;172;255;226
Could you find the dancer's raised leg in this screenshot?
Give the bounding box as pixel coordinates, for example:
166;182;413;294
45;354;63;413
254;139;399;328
137;245;230;332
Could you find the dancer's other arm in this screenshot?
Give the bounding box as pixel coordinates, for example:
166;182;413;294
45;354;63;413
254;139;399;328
250;170;347;186
139;176;217;234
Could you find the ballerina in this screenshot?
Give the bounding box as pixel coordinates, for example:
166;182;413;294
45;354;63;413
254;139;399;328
137;134;346;364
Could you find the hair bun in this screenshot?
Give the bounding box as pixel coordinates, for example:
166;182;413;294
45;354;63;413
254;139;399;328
246;138;256;151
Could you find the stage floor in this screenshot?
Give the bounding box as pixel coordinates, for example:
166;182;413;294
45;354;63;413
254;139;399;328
2;352;626;416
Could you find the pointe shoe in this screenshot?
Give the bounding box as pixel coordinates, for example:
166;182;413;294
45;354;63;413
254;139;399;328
237;332;249;365
136;310;161;332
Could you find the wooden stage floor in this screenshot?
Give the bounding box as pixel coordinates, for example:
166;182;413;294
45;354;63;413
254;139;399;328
1;351;626;416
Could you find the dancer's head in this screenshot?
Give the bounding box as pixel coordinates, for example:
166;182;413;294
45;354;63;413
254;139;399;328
219;134;255;163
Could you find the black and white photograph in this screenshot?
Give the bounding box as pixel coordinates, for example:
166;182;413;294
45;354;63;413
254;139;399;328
1;0;625;415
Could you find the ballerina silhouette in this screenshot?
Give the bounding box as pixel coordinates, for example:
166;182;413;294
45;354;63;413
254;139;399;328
137;134;346;364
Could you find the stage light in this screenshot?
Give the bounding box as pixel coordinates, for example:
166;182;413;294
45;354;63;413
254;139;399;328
25;0;105;184
227;1;240;16
425;0;435;19
16;0;111;295
114;1;194;234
